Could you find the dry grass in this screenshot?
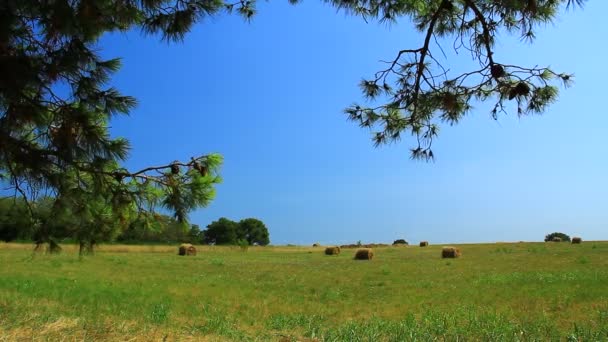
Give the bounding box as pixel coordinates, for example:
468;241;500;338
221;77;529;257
0;318;226;342
362;243;388;248
0;243;343;255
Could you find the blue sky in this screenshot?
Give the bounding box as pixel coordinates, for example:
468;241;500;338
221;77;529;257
103;1;608;245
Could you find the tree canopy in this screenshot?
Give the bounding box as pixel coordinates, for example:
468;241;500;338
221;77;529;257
238;218;270;246
341;0;584;160
202;217;270;246
1;0;227;240
545;232;571;242
1;0;586;244
203;217;240;245
0;196;209;252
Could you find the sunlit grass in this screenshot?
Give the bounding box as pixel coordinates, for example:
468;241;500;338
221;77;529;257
1;241;607;340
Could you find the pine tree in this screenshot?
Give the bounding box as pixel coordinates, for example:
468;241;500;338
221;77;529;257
339;0;585;159
0;0;586;244
0;1;244;242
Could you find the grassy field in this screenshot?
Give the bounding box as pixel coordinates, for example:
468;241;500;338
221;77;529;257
1;241;608;341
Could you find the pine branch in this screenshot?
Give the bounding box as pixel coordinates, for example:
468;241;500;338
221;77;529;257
412;0;451;117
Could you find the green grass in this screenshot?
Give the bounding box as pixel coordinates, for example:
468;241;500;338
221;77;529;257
1;242;608;341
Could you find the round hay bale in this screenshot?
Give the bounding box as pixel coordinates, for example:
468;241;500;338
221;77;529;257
178;243;197;256
572;237;582;244
552;237;562;242
420;241;429;247
354;248;374;260
441;246;461;258
324;246;340;255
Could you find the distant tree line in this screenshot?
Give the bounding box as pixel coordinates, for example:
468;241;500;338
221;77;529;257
0;197;270;253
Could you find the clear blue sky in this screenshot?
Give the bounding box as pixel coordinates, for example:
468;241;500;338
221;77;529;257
102;1;608;245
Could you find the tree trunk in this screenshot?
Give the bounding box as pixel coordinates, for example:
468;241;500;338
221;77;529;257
89;240;96;255
48;239;61;254
79;240;95;256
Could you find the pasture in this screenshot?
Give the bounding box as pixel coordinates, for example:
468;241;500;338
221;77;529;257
1;241;608;341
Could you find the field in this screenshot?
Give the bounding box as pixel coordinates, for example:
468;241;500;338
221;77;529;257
1;242;608;341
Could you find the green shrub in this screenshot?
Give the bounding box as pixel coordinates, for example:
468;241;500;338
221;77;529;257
544;232;571;242
237;239;249;251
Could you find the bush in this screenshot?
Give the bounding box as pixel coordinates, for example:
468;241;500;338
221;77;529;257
544;232;570;242
392;239;408;245
237;239;249;251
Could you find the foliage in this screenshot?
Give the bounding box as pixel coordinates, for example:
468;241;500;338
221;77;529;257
0;0;587;246
203;217;239;245
341;0;585;159
237;238;249;251
202;217;270;245
545;232;571;242
0;195;206;247
238;218;270;246
0;196;67;250
187;224;204;244
102;213;206;244
1;0;229;244
393;239;408;245
0;197;32;242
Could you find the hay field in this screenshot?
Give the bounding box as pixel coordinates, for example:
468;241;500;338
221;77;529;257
1;241;608;341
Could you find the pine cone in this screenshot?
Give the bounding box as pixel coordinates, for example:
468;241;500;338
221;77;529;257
491;64;505;79
113;172;124;182
515;82;530;96
508;82;530;100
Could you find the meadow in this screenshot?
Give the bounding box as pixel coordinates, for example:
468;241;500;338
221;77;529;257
1;241;607;341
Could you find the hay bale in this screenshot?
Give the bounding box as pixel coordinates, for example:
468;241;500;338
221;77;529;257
441;246;461;258
178;243;197;256
325;246;340;255
354;248;374;260
420;241;429;247
552;237;562;242
572;237;582;244
312;243;320;247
